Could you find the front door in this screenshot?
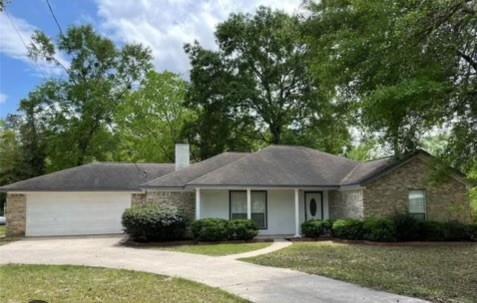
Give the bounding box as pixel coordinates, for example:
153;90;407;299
305;192;323;220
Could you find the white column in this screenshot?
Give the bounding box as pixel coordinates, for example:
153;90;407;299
294;188;300;237
195;188;201;220
246;188;252;220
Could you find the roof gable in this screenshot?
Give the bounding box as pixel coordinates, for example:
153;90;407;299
143;152;249;188
187;145;358;187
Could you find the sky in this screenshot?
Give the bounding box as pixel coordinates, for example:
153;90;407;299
0;0;305;119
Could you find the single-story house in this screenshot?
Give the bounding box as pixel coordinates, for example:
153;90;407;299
1;144;472;237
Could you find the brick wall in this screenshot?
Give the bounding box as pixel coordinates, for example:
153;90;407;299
329;190;364;219
5;193;26;237
363;156;472;223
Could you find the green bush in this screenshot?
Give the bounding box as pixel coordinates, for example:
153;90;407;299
122;205;187;242
301;220;324;238
332;219;364;240
391;214;423;241
444;221;469;241
362;218;396;242
191;218;229;241
466;224;477;241
227;219;259;240
301;219;333;238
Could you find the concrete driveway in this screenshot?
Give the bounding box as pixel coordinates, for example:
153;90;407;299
0;236;428;303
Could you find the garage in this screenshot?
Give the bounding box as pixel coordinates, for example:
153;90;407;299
25;192;132;236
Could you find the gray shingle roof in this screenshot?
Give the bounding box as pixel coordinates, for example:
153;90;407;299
186;145;358;188
340;157;395;186
0;163;174;192
143;152;249;188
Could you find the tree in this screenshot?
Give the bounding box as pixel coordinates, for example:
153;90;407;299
185;7;351;157
306;0;476;170
115;71;194;162
183;44;258;160
28;25;153;170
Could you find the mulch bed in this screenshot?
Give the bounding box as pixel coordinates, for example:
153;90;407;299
122;237;273;248
286;237;476;247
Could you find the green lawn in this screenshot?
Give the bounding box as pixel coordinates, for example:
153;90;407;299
0;225;5;237
0;264;247;303
159;242;271;256
244;241;477;303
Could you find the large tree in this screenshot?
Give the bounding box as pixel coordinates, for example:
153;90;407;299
306;0;476;171
28;25;152;170
115;71;194;162
185;7;351;157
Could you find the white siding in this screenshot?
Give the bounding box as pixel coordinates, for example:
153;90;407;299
26;192;132;236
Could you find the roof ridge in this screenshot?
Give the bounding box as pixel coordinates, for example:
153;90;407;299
339;162;363;184
186;151;256;186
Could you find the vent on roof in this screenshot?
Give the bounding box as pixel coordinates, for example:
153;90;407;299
175;144;190;170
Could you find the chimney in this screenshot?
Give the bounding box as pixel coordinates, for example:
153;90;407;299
175;143;190;170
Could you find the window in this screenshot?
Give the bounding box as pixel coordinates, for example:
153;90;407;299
230;191;267;229
409;190;426;220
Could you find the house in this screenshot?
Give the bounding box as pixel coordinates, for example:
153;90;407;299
1;144;472;237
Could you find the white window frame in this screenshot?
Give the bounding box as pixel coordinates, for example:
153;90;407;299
408;190;427;220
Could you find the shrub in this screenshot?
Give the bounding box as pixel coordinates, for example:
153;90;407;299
301;219;334;238
391;214;423;241
444;221;469;241
421;221;454;241
191;218;229;241
227;219;259;240
362;218;397;242
301;220;324;238
122;205;187;242
466;224;477;241
332;219;364;240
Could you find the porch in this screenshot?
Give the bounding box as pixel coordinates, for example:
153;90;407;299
193;188;334;237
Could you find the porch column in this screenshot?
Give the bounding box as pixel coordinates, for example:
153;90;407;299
246;188;252;220
195;188;201;220
294;188;300;237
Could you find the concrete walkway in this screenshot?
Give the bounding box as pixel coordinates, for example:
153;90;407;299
221;239;292;260
0;236;428;303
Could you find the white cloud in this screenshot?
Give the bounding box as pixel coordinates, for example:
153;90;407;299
96;0;305;77
0;13;67;78
0;93;7;104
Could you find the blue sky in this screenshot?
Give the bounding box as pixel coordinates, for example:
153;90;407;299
0;0;303;119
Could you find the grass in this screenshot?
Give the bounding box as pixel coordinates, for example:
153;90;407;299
244;241;477;303
0;264;247;303
0;225;5;237
158;242;271;256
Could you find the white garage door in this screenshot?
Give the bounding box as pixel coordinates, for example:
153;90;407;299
26;192;132;236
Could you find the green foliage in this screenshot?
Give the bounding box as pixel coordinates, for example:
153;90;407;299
184;7;351;158
331;219;364;240
391;214;423;241
191;218;259;241
191;218;229;242
227;219;259;241
25;25;152;171
421;221;469;241
362;218;396;242
122;205;187;242
306;0;476;167
301;219;333;238
116;71;194;162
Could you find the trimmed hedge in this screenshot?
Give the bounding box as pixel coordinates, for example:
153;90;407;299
228;219;259;240
191;218;229;241
301;219;333;238
332;219;364;240
362;218;396;242
392;214;423;241
328;215;476;242
122;205;187;242
191;218;259;241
